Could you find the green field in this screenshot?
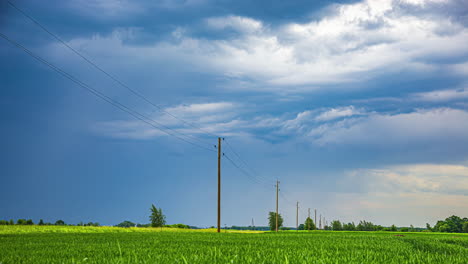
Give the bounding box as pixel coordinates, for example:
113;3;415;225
0;226;467;263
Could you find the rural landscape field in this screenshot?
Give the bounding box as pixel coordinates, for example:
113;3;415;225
1;226;468;264
2;0;468;263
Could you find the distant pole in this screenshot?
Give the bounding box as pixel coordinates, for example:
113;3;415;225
308;208;311;231
314;209;317;231
217;137;221;233
252;218;255;230
319;214;322;230
276;180;279;232
296;201;299;231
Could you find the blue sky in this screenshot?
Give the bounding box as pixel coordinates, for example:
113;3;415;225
1;0;468;228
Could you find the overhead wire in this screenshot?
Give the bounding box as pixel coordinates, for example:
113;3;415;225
222;153;274;190
6;0;220;143
223;138;276;184
0;32;216;153
8;1;310;216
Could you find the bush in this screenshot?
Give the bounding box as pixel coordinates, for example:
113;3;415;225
165;224;190;229
55;220;65;226
116;221;136;228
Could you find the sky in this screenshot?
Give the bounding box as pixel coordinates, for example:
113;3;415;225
0;0;467;228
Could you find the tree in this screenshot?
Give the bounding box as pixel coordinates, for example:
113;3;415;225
426;223;432;232
331;220;342;231
150;204;166;228
0;220;8;225
38;219;44;226
165;224;190;229
304;217;316;231
433;215;467;233
462;222;468;233
25;219;34;225
9;219;14;225
16;219;26;225
298;224;305;230
55;220;65;226
343;222;356;231
357;220;376;231
116;221;136;228
390;225;397;231
268;212;283;231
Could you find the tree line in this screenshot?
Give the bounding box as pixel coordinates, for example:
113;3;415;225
0;219;99;226
266;213;468;233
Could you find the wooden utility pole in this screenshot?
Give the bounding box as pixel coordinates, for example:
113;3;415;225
319;214;322;230
217;137;221;233
276;180;279;232
296;201;299;231
308;208;311;231
314;209;317;230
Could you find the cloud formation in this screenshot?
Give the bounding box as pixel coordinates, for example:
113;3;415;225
43;0;468;93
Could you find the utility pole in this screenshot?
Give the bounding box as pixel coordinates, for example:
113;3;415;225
296;201;299;231
252;218;255;230
319;214;322;230
276;180;279;232
314;209;317;231
217;137;221;233
308;208;311;231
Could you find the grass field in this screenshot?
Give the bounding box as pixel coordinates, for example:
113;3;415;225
0;226;467;263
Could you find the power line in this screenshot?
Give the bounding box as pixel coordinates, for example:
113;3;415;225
7;0;220;141
222;153;273;189
223;138;275;184
0;32;216;153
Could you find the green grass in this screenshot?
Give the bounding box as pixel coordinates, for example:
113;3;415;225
0;226;467;263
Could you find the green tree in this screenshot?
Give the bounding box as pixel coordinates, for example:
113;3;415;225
268;212;283;231
343;222;356;231
116;221;136;228
38;219;44;226
390;225;397;231
298;224;305;230
426;223;432;232
0;220;8;225
331;220;342;231
304;217;316;231
462;222;468;233
150;204;166;228
9;219;14;225
433;215;467;233
25;219;34;225
16;219;26;225
55;220;65;226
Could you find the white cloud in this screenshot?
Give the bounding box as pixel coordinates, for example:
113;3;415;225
94;102;244;139
315;106;365;121
310;108;468;146
348;164;468;195
53;0;468;92
412;87;468;102
205;16;263;34
326;162;468;226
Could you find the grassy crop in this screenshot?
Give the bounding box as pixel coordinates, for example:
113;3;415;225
0;226;467;263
